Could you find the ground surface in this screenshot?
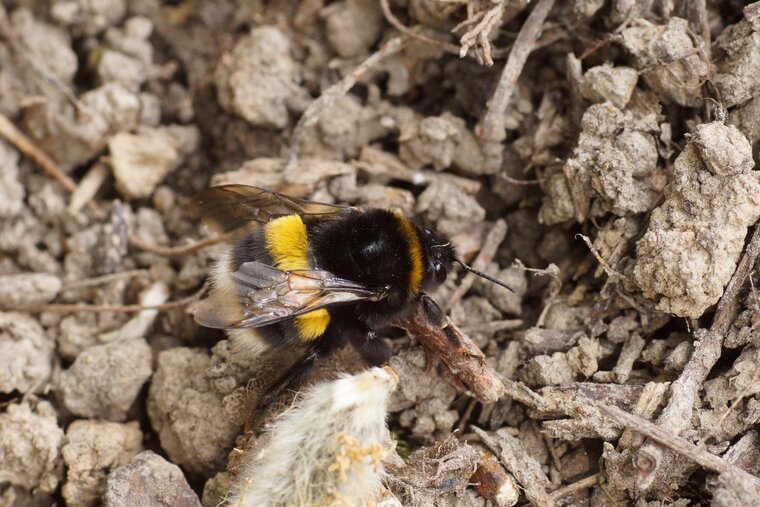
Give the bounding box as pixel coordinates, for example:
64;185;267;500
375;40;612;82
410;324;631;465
2;1;760;506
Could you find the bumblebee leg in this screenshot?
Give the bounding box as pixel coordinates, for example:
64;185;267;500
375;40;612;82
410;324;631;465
261;334;346;406
260;350;318;406
350;330;392;367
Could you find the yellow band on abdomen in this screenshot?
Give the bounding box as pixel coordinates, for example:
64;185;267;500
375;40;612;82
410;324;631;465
265;215;330;340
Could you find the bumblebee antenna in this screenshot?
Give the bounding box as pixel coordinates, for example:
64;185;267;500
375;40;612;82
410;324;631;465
454;259;515;293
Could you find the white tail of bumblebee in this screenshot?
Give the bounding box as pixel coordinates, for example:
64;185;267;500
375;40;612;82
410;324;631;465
227;367;398;507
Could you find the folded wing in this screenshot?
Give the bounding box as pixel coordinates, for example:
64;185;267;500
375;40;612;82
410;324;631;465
194;261;382;329
190;184;349;233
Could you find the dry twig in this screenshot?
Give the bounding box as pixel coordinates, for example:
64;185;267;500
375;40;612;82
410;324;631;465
477;0;556;171
636;225;760;489
30;284;206;314
595;402;758;479
396;295;504;403
68;163;109;215
512;259;561;327
380;0;461;55
286;35;409;173
129;231;238;257
548;473;600;502
473;426;553;507
380;0;511;63
61;269;149;291
576;233;627;282
458;0;505;65
0;112;105;217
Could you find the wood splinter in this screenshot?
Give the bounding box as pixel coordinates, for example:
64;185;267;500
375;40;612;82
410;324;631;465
395;295;504;404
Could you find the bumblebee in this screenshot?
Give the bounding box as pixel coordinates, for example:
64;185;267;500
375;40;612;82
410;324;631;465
191;185;510;396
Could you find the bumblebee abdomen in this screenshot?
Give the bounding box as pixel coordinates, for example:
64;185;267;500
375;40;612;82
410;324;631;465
221;216;331;345
262;215;331;340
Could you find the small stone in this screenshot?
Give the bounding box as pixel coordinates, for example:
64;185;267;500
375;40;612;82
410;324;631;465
634;121;760;318
103;451;202;507
10;9;78;84
714;6;760;107
693;123;754;176
57;338;153;421
730;95;760;146
0;399;64;494
97;50;146;92
62;420;143;507
399;115;460;171
579;63;639;109
214;26;309;128
323;0;383;58
567;336;602;378
621;17;709;106
51;0;127;36
109;125;199;199
0;312;54;394
523;353;575;386
147;348;240;476
22;82;141;173
202;472;232;507
474;265;527;316
0;273;61;308
0;140;24;218
664;339;694;374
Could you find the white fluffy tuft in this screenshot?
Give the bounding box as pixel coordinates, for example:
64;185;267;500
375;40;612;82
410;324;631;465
227;367;398;507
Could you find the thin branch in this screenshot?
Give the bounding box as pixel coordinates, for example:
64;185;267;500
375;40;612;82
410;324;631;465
286;35;409;173
0;112;105;217
31;284;206;314
396;295;504;403
500;174;540;185
512;259;561;328
380;0;513;63
380;0;461;54
478;0;556;143
68;162;109;215
61;269;148;291
595;403;744;476
576;233;628;282
548;473;600;502
458;0;505;65
456;397;479;434
129;230;239;257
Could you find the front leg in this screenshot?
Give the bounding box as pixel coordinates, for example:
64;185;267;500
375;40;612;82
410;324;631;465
347;325;392;367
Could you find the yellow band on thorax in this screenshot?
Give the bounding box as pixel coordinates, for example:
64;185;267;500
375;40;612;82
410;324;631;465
391;211;424;295
265;215;330;340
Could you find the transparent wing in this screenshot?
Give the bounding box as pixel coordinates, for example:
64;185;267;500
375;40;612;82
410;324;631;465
194;261;383;330
190;184;349;233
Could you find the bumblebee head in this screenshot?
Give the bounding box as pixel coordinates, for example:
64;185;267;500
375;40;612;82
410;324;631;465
418;225;515;294
418;226;456;289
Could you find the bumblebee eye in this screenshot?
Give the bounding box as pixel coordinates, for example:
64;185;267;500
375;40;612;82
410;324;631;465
433;261;447;284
